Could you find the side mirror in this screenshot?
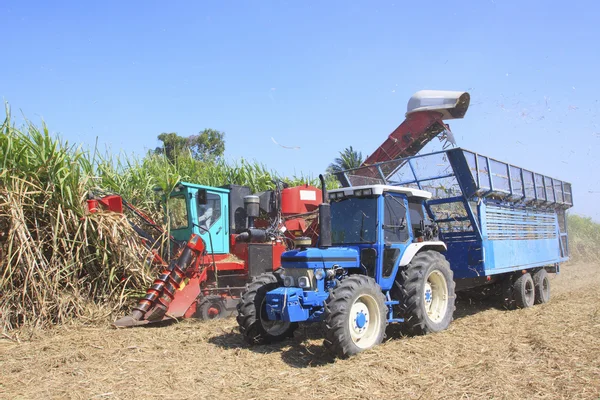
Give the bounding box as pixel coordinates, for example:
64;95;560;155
197;189;207;206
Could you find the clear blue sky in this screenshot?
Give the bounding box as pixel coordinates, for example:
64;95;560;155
2;1;599;219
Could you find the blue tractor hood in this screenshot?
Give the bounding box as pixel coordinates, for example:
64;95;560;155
281;246;359;270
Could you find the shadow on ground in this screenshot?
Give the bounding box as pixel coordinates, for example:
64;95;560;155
111;317;180;330
208;323;335;368
454;291;505;319
209;294;506;366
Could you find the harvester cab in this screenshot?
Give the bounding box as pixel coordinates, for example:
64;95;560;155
164;183;230;254
163;181;322;254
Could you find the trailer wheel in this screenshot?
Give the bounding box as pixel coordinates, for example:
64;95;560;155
236;273;298;345
198;295;227;320
532;269;550;304
323;275;387;358
513;272;535;308
393;250;456;335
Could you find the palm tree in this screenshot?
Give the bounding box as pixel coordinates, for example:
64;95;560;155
327;146;364;174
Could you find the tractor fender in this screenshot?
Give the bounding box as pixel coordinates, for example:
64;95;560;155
398;241;447;267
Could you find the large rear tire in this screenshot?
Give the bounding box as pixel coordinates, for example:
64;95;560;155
323;275;387;358
513;272;535;308
236;273;298;345
393;250;456;335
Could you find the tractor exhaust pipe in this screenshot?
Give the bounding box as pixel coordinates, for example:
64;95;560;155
318;174;332;248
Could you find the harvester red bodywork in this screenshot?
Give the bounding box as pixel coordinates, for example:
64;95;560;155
88;184;322;327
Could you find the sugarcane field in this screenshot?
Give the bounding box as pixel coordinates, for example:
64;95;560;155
1;2;600;399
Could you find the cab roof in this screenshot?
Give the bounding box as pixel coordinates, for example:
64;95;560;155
328;184;432;199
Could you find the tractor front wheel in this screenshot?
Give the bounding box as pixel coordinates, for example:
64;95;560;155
323;275;387;358
237;273;298;345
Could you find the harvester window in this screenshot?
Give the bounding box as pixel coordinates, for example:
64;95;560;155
383;194;409;243
168;196;189;230
198;192;222;229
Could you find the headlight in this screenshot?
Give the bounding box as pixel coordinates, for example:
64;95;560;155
283;275;294;287
353;188;373;197
298;276;311;289
314;268;325;280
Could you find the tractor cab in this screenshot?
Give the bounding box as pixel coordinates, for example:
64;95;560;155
327;185;441;288
263;184;445;324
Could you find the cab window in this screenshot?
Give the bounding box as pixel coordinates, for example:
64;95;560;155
168;195;188;230
383;193;409;243
408;199;426;232
198;192;222;229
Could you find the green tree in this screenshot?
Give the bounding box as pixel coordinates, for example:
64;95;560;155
188;129;225;160
327;146;363;174
155;132;188;162
155;129;225;162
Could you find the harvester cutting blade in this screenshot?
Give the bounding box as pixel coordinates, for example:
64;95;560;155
113;315;152;328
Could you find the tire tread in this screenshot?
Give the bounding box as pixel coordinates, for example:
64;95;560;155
393;250;456;335
323;275;387;358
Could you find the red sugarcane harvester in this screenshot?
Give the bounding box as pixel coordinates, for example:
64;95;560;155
89;181;322;327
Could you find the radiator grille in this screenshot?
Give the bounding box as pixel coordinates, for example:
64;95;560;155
486;205;557;240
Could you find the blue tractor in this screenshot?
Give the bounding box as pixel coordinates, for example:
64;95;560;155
236;92;572;357
237;180;453;357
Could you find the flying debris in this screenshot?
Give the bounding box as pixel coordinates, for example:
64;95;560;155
271;137;301;150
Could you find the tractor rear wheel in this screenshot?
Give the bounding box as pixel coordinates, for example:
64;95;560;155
533;269;550;304
393;250;456;335
323;275;387;358
237;273;298;345
513;272;535;308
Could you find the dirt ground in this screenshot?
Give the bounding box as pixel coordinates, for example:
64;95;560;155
1;262;599;400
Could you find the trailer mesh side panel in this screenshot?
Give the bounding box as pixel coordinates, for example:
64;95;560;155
485;205;557;241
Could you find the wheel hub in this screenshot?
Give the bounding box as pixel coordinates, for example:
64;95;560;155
424;282;433;305
350;302;370;336
207;306;220;318
355;311;367;329
423;270;449;323
525;279;534;303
